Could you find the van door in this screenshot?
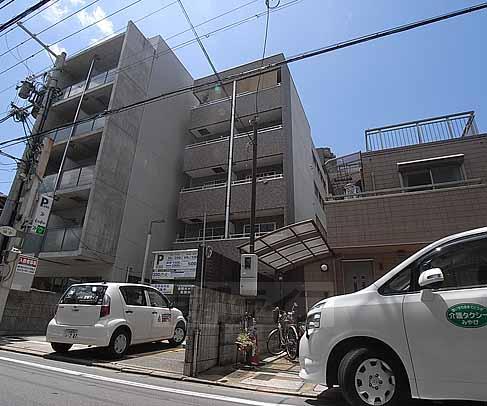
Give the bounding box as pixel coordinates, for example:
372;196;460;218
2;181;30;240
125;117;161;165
145;288;172;340
403;235;487;401
119;286;153;343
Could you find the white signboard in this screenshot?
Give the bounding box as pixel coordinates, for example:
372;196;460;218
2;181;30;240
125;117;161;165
15;254;38;275
152;249;198;280
151;283;174;295
31;194;53;235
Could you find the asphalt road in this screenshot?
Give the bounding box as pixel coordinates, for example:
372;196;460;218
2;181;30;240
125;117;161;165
0;350;483;406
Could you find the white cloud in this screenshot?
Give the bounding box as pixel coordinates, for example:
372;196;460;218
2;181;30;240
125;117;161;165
49;43;66;55
42;0;69;23
69;0;85;5
77;6;114;37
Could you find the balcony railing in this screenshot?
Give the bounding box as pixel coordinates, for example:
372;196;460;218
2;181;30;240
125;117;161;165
365;111;480;152
325;178;483;201
48;116;105;144
22;226;82;253
181;173;283;193
39;165;95;193
58;69;116;100
175;231;271;243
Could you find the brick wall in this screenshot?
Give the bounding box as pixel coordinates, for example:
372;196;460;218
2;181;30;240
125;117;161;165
0;289;61;335
183;287;275;376
361;135;487;191
326;184;487;248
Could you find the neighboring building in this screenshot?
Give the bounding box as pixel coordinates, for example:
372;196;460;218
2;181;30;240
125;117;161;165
305;111;487;304
19;22;195;292
173;54;328;264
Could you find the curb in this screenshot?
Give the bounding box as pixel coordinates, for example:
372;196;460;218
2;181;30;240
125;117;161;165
0;345;317;398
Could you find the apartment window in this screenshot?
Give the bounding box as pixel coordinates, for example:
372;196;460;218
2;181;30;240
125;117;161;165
398;154;464;189
244;222;276;235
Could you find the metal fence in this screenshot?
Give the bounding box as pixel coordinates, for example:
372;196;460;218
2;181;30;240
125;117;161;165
365;111;479;152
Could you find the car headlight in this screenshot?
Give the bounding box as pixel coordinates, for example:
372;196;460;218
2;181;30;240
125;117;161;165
306;312;321;330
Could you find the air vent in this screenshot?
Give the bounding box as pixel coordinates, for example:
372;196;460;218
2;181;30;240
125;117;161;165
197;128;211;136
212;167;225;174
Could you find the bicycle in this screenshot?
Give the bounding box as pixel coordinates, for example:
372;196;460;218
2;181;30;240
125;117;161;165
266;302;302;360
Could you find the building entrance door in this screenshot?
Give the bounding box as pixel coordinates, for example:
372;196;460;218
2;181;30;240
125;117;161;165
342;260;374;293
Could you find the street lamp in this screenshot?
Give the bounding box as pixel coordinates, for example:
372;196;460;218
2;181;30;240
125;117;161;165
140;219;165;284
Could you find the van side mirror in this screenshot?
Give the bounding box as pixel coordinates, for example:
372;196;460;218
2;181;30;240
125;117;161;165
418;268;444;288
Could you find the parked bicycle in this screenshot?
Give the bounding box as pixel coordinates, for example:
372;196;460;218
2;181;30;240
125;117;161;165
266;302;303;360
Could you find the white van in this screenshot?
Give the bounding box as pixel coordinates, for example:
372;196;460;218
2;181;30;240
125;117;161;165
299;227;487;406
47;283;186;358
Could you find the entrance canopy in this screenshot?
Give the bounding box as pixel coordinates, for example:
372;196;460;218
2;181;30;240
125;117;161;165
239;219;333;273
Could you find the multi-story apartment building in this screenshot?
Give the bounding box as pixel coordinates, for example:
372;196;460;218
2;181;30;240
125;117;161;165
20;22;195;291
304;111;487;304
173;54;328;266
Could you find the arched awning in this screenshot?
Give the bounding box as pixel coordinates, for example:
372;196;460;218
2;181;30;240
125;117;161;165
239;219;334;273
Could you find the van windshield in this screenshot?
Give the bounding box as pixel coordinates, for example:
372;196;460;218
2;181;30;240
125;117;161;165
60;285;107;305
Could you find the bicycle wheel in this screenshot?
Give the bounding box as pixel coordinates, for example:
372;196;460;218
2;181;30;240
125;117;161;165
267;328;284;355
286;326;299;360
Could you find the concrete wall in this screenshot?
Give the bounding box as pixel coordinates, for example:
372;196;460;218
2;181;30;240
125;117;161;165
183;287;275;376
82;22;153;263
0;289;61;335
362;135;487;191
112;35;195;281
326;183;487;248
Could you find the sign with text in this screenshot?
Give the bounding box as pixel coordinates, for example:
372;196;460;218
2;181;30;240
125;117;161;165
31;194;53;235
151;283;174;295
15;255;38;275
152;249;198;280
11;254;38;291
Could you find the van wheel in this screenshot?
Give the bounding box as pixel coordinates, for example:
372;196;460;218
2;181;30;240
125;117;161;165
108;328;130;359
51;343;72;353
338;347;409;406
168;322;186;347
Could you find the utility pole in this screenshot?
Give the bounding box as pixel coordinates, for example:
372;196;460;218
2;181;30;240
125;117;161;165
249;117;258;254
140;219;165;284
0;24;66;324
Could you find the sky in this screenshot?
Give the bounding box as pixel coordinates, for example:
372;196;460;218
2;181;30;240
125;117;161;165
0;0;485;194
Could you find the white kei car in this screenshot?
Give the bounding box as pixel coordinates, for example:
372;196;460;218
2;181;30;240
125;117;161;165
47;283;186;358
300;227;487;406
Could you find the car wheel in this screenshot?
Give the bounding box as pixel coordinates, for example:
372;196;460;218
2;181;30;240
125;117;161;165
338;347;409;406
51;342;72;353
108;328;130;359
168;322;186;347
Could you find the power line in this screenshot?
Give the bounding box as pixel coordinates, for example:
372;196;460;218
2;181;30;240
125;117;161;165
0;0;297;97
1;0;485;151
0;0;51;33
0;0;104;59
0;0;16;12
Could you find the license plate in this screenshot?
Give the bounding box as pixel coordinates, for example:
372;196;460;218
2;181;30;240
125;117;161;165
64;329;78;339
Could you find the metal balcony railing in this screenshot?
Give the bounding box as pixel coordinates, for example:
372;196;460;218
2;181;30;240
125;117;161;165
175;231;271;243
181;173;283;193
40;165;95;193
43;226;82;252
365;111;480;152
58;68;116;100
48;116;105;143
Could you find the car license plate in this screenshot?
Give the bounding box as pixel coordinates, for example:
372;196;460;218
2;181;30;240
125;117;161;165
64;329;78;339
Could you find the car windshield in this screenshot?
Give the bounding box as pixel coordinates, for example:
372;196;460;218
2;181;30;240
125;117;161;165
60;285;107;305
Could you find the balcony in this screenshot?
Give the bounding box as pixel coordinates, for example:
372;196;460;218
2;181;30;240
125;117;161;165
365;111;479;152
178;174;286;221
325;179;487;249
39;165;95;194
184;125;284;176
48;116;105;144
189;85;282;134
57;69;116;102
22;226;82;254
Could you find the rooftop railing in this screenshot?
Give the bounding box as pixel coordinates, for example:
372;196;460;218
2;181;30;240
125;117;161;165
365;111;479;152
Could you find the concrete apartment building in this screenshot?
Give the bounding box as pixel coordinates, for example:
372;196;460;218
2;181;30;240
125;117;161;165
20;22;195;291
304;111;487;304
173;54;328;267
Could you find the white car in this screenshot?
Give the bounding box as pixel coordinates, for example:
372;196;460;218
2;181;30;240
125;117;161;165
47;283;186;358
300;227;487;406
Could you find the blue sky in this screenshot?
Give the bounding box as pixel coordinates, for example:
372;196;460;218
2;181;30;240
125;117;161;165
0;0;485;194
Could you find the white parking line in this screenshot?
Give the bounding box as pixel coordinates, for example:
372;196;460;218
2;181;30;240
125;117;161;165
0;355;295;406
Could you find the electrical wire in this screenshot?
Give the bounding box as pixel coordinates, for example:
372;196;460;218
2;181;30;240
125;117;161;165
0;0;104;59
0;0;298;96
0;0;16;12
0;0;51;34
1;0;485;150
